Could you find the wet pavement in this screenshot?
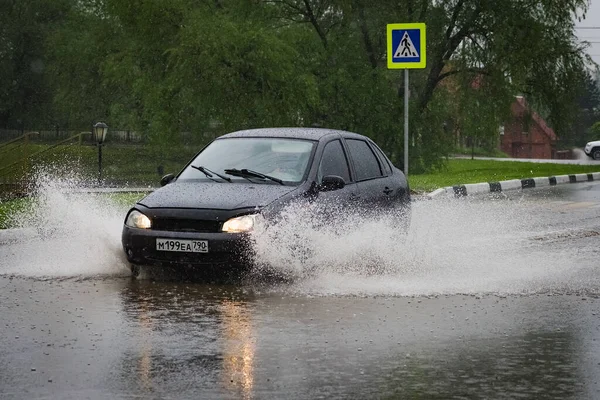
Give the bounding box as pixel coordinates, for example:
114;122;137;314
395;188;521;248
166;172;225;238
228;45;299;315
1;278;599;399
1;182;600;399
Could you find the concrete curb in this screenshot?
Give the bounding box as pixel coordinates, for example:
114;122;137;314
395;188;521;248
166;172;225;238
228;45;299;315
427;172;600;199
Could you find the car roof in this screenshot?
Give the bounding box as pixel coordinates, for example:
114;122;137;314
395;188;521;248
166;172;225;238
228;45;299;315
218;127;367;141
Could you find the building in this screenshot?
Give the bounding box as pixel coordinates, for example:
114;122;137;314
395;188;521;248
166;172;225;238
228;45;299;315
500;96;558;159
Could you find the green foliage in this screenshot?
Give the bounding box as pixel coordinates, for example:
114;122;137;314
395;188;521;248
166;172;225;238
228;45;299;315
565;69;600;147
589;122;600;141
0;197;35;229
409;159;600;192
0;0;71;129
0;0;594;172
0;142;206;188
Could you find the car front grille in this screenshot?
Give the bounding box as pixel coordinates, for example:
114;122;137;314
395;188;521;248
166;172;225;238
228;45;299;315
151;218;222;233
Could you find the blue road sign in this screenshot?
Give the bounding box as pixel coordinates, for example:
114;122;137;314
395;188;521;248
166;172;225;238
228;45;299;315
387;23;426;69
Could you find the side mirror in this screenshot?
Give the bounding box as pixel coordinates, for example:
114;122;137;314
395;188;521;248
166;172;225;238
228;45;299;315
160;173;175;186
319;175;346;192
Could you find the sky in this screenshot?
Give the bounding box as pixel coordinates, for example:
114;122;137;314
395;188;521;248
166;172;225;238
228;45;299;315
577;0;600;67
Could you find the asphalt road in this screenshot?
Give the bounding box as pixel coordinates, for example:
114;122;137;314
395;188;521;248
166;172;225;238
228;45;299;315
1;182;600;399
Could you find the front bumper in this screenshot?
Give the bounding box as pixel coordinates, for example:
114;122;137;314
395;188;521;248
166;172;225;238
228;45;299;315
122;225;253;268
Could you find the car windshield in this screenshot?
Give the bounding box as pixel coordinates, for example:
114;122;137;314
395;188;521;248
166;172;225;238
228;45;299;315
178;137;315;184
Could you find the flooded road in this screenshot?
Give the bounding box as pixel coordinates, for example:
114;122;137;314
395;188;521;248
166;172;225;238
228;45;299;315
1;181;600;399
1;278;599;399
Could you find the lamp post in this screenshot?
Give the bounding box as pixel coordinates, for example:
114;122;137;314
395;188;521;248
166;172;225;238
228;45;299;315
93;122;108;185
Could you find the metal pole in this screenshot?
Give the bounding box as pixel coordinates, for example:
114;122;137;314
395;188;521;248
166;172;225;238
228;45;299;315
23;133;29;193
404;69;409;176
98;143;102;185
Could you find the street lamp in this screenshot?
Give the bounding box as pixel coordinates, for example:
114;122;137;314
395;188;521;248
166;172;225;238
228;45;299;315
93;122;108;185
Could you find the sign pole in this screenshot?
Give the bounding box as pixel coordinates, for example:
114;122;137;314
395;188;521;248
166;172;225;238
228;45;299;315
404;69;409;176
387;22;425;177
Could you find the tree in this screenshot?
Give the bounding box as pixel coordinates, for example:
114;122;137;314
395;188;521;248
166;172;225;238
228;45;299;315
0;0;71;129
1;0;592;172
264;0;592;170
567;69;600;146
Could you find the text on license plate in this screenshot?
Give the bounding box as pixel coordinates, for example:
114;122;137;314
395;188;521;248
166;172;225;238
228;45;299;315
156;238;208;253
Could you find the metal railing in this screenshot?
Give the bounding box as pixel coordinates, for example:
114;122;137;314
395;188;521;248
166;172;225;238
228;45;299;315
0;132;90;197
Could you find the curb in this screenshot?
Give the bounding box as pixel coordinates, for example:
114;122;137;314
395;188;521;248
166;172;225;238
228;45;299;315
427;172;600;199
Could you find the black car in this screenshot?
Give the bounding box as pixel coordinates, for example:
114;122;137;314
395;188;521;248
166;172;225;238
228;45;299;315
122;128;410;277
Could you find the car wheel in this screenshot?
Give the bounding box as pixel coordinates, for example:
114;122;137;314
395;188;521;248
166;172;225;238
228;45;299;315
130;264;141;278
592;148;600;160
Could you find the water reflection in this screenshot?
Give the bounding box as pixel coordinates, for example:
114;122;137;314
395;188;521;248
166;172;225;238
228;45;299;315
373;331;583;399
133;293;154;392
221;300;255;398
114;281;594;399
117;281;257;399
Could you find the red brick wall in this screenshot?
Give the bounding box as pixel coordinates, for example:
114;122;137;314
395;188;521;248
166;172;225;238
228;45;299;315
500;103;555;159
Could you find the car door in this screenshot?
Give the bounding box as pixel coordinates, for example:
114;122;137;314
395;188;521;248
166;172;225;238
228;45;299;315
315;138;358;205
344;138;393;210
369;141;407;205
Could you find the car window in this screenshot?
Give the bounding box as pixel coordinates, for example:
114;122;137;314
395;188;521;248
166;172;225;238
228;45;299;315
371;143;392;176
345;139;382;181
318;140;351;183
178;137;315;183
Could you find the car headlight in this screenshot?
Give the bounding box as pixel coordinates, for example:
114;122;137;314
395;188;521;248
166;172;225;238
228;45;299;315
125;210;152;229
221;214;257;233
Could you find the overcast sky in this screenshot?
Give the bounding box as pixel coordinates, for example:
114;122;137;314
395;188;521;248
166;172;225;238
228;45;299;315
577;0;600;67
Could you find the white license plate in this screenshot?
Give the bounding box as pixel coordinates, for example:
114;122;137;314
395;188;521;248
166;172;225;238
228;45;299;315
156;238;208;253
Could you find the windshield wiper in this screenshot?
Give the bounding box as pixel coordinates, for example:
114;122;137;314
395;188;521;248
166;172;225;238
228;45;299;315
190;165;231;182
224;168;284;185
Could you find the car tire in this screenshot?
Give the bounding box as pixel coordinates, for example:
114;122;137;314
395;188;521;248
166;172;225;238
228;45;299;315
592;148;600;160
130;264;141;278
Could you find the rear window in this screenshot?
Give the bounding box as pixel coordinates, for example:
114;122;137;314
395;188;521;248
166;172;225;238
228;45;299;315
371;144;392;176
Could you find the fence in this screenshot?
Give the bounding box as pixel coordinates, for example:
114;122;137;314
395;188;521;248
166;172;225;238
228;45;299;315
0;129;217;144
0;129;143;143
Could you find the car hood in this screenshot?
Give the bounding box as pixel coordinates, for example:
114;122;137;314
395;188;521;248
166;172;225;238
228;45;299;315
586;140;600;147
138;181;298;210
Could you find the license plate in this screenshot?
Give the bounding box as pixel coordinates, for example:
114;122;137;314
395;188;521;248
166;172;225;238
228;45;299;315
156;238;208;253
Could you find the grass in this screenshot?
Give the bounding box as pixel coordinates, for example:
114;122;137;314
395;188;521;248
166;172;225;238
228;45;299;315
409;159;600;192
104;192;148;207
1;157;600;229
0;141;204;187
0;197;36;229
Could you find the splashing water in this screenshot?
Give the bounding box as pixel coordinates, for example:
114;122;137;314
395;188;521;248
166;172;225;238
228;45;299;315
1;170;597;296
250;201;411;278
249;195;598;296
0;169;133;278
571;147;600;164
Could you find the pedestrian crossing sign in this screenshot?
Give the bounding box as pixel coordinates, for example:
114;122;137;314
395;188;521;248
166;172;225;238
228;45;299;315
387;23;426;69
